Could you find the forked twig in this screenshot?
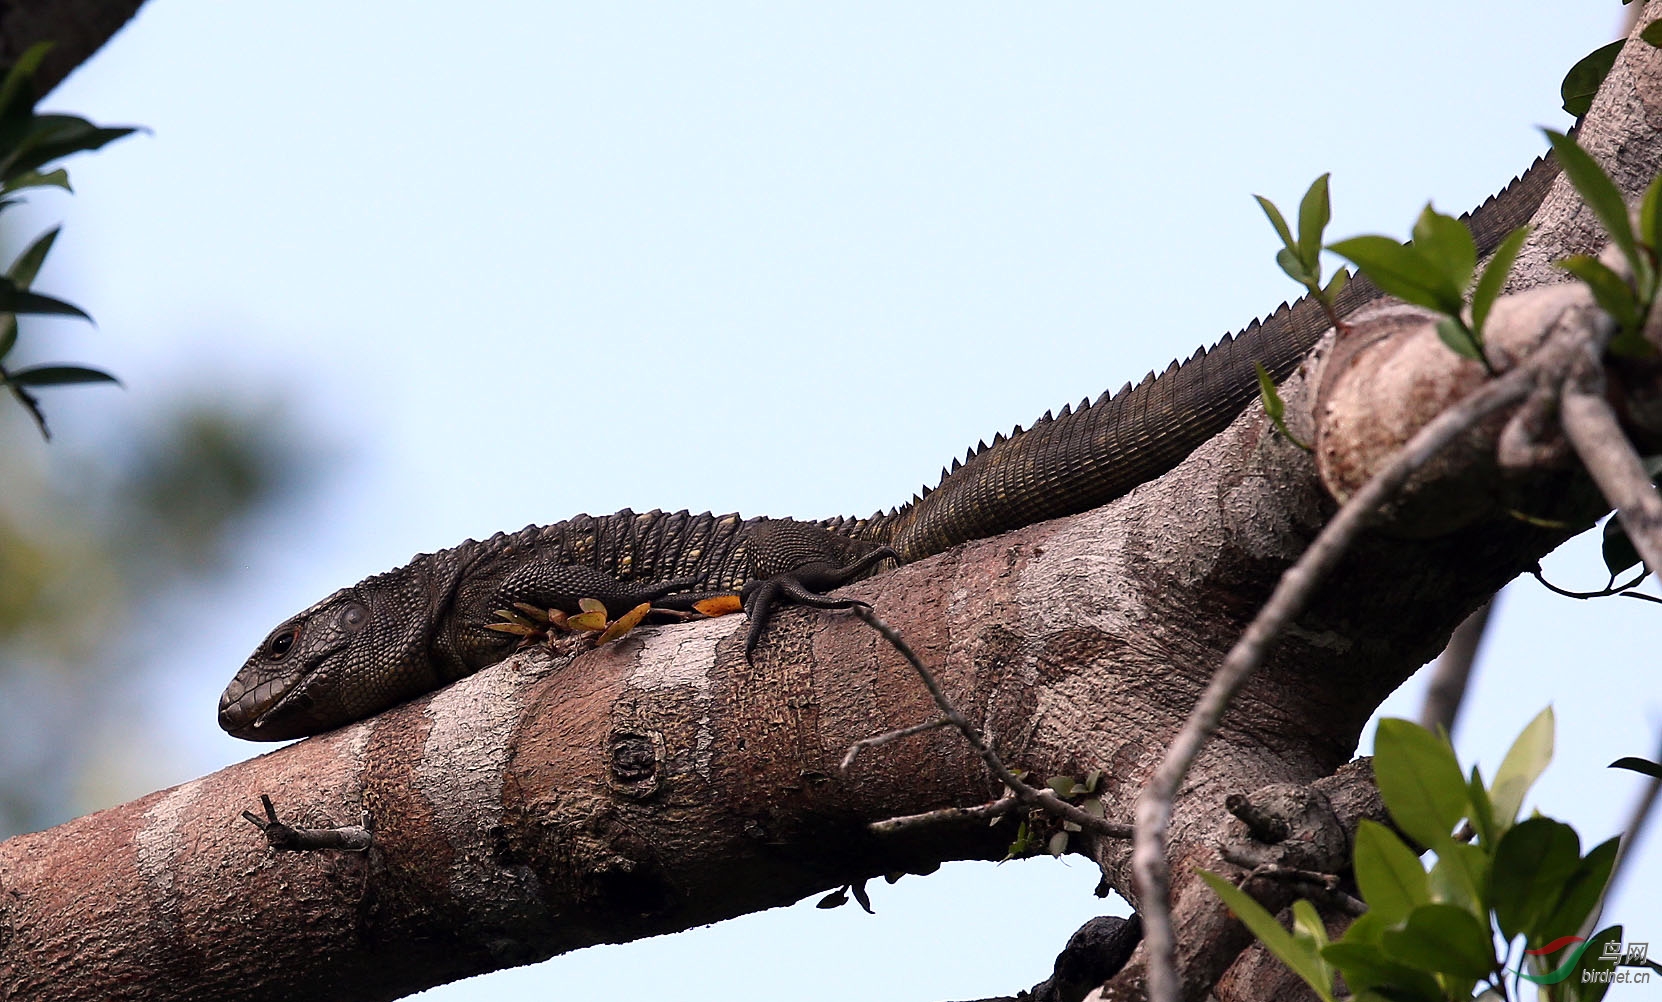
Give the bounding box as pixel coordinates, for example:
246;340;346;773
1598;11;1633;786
852;605;1132;841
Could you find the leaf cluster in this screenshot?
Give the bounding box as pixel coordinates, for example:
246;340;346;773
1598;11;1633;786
1542;129;1662;360
1326;205;1527;376
0;42;139;438
1205;709;1627;1001
1000;769;1106;860
1252;176;1352;448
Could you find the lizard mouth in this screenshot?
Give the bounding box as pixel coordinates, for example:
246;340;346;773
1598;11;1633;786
217;672;310;738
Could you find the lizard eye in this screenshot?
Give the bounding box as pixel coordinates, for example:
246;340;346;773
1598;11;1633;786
340;604;368;631
267;627;299;660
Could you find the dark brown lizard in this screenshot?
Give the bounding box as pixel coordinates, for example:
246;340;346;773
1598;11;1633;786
218;157;1558;741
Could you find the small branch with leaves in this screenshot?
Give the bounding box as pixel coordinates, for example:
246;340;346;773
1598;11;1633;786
0;42;139;439
1134;113;1662;1002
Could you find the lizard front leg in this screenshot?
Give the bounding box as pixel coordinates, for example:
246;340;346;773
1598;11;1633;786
734;520;899;659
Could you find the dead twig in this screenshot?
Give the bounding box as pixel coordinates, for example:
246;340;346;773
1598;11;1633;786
852;605;1133;841
867;796;1021;836
241;794;374;853
841;717;953;772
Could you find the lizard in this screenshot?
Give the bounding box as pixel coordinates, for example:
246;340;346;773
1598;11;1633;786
218;156;1559;742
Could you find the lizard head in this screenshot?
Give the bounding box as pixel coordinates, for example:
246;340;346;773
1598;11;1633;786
218;576;440;741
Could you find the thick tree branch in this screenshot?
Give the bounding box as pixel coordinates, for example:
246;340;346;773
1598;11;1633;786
0;0;149;95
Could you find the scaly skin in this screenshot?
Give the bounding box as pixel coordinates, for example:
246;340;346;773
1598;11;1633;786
219;156;1558;741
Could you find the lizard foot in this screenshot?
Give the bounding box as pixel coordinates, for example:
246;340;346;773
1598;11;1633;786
738;543;899;661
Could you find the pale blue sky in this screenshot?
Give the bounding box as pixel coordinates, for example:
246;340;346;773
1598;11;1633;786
16;1;1656;999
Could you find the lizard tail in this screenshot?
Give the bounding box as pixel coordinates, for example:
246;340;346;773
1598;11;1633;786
880;153;1561;564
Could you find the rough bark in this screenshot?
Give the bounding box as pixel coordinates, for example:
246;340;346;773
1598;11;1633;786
4;6;1662;1002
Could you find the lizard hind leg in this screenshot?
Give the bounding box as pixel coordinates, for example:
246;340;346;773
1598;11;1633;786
456;560;704;665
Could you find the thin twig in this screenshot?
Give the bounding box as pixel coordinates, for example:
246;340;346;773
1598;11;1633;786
853;606;1133;840
1133;365;1535;1002
1226;856;1367;917
1419;599;1494;738
1531;563;1649;598
241;794;374;853
867;796;1021;836
841;717;954;772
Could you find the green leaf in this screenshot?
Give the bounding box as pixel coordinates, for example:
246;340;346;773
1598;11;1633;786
1467;765;1498;845
1327;236;1462;315
1410;204;1477;293
1490;706;1555;828
1380;903;1497;980
1255;361;1310;451
1435;317;1485;362
1641;172;1662;257
1320;942;1444;1001
1276;246;1316;286
1297;174;1332;278
1471;225;1530;333
5;364;119;387
1323;265;1350;301
1199;870;1336;1001
1561;40;1625;118
1645;19;1662;47
0;115;139;183
1373;719;1469;849
8;226;58;288
1256;194;1296;251
0;167;69;195
1567;926;1624;1002
1558;254;1644;333
1609;326;1658;359
850;879;873;913
1255;361;1284;422
0;316;14;359
1602;516;1643;576
1540;836;1619;941
1338;910;1390;947
1290;899;1330;949
1544;129;1640;274
1610;755;1662;778
0;278;90;320
1491;817;1582;941
1351;820;1428;924
0;42;50;121
1428;840;1488;915
1047;831;1069;856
